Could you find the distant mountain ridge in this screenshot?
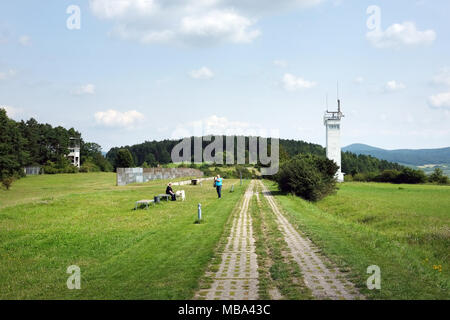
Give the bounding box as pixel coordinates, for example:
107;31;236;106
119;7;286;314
343;144;450;166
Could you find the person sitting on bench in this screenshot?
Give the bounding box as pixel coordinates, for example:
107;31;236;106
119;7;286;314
166;183;176;201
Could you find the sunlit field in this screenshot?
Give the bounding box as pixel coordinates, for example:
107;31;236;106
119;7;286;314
265;181;450;299
0;173;247;299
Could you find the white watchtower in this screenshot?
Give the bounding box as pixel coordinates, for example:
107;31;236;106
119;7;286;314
324;99;344;182
68;137;81;168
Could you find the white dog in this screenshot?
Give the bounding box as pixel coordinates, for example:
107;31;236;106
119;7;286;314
175;190;186;201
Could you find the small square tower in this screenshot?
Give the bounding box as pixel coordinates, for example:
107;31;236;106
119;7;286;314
68;137;81;168
324;99;344;182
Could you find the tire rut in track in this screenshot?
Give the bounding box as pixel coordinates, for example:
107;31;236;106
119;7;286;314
195;180;259;300
258;180;364;300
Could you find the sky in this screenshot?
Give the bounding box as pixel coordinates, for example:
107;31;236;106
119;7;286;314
1;0;450;152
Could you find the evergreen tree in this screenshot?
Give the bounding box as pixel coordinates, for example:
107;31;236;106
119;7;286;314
428;168;448;184
115;149;135;169
0;108;28;179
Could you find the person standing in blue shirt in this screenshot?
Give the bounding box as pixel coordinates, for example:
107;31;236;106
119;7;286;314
214;175;223;199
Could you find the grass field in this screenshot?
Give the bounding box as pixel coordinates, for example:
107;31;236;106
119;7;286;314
0;173;248;299
265;181;450;299
2;174;449;300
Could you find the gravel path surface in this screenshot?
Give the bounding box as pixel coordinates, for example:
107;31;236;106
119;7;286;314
195;181;259;300
258;181;364;300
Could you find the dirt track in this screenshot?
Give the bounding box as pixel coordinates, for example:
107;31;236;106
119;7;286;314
195;181;259;300
258;180;363;300
196;180;363;300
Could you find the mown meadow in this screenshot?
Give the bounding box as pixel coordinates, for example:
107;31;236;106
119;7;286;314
1;173;448;300
0;173;247;299
265;181;449;299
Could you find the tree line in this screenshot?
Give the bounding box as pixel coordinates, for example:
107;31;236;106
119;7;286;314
107;136;405;175
0;108;111;181
3;107;443;192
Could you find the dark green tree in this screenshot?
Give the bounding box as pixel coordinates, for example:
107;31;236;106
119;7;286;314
428;168;448;184
395;167;427;184
115;149;135;169
276;154;339;202
0;108;28;179
145;153;157;167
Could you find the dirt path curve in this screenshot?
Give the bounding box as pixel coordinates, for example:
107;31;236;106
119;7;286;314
258;181;364;300
195;181;259;300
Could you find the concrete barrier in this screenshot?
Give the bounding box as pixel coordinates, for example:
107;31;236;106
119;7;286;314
172;177;214;186
116;167;205;186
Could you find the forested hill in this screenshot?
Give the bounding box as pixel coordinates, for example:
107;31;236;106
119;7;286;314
0;105;404;178
106;137;404;175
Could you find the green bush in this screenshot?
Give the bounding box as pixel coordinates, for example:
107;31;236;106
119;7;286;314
275;154;338;202
234;166;252;179
189;163;198;169
395;167;427;184
352;173;367;182
428;168;449;185
1;175;14;190
374;170;400;183
80;160;100;173
350;168;427;185
42;159;79;174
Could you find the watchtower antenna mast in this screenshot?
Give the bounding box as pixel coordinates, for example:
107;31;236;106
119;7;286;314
337;81;340;113
325;82;344;119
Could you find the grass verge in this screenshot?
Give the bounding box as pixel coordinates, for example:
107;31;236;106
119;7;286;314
264;180;449;299
0;173;248;299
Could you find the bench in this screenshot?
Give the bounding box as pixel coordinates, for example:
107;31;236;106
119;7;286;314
135;199;155;210
157;194;172;201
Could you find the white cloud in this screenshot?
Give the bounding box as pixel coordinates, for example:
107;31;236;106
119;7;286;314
0;69;17;80
428;92;450;108
202;115;258;135
431;68;450;87
180;10;260;44
354;76;364;84
171;115;275;139
384;80;406;92
367;22;436;48
94;109;145;128
282;73;317;91
72;84;95;95
428;68;450;109
273;60;288;68
89;0;322;46
18;35;31;46
189;67;214;80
